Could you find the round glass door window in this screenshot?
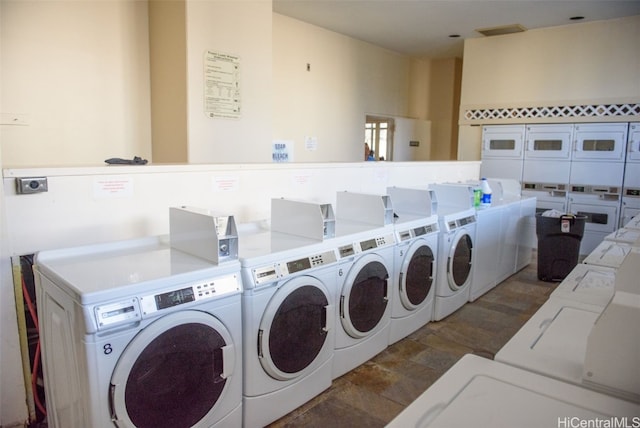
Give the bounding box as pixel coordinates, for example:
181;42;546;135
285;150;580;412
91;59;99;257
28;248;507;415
258;277;332;381
341;255;389;338
401;243;435;309
449;233;473;290
110;311;234;428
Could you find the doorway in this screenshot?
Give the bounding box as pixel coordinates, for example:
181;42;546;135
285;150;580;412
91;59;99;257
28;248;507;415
365;116;394;161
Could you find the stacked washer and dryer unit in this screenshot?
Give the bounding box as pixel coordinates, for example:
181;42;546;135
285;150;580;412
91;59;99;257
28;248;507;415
34;207;244;428
622;123;640;225
568;123;628;255
483;123;631;255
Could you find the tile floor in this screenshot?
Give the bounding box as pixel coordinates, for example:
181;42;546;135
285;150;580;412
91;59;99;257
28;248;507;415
268;255;557;427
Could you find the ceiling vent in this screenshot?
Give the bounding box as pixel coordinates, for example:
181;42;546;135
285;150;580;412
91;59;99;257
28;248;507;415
476;24;527;37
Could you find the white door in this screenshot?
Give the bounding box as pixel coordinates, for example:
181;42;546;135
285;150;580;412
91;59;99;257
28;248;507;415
573;123;627;161
482;125;526;159
524;124;573;160
627;123;640;162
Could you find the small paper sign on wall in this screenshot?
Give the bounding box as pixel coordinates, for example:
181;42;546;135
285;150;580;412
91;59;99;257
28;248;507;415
204;50;241;119
272;140;294;163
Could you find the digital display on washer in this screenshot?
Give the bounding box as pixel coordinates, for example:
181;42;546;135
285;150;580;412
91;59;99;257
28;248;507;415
287;257;312;274
360;238;378;251
399;230;412;241
572;185;586;193
155;287;195;310
102;305;136;319
413;226;427;237
459;216;475;226
626;189;640;197
257;269;276;279
339;245;355;258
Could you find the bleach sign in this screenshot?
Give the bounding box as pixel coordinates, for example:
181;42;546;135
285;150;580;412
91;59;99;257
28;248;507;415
272;140;293;163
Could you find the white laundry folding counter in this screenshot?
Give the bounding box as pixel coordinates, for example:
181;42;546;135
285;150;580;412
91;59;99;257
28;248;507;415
386;354;640;428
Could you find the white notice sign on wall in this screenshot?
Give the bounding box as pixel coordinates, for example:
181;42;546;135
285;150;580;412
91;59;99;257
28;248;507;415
204;50;241;119
93;177;133;199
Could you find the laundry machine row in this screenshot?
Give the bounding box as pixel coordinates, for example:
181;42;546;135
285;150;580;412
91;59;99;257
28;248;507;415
484;122;633;255
34;208;244;428
239;193;401;426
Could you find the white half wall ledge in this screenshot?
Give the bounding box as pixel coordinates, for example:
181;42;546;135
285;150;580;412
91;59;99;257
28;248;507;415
2;161;480;256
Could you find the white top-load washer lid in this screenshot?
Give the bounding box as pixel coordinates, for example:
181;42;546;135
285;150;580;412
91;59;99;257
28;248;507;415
624;213;640;230
550;263;616;306
582;241;640;268
582;290;640;402
386;354;640;428
614;249;640;295
494;296;605;387
604;227;640;246
35;236;241;305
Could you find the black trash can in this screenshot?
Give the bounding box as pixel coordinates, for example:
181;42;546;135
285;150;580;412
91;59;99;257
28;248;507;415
536;213;586;282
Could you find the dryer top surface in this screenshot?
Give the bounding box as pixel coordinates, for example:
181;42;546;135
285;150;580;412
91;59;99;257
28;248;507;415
36;236;241;302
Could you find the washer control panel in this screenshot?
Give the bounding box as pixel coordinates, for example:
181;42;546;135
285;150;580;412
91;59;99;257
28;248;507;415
251;249;338;285
397;223;439;242
94;274;241;330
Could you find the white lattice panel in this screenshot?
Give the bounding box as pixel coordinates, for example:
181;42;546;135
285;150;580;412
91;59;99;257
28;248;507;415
464;103;640;122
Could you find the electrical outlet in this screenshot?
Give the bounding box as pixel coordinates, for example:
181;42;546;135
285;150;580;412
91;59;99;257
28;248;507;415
16;177;48;194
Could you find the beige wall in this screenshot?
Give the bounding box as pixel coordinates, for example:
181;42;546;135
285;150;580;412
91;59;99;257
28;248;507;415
429;58;462;160
185;1;273;163
458;15;640;160
273;13;412;162
1;2;419;167
0;0;151;167
460;15;640;111
149;0;188;163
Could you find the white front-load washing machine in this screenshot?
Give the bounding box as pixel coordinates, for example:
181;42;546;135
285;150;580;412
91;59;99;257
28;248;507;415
238;224;339;428
429;184;477;321
34;235;244;428
387;354;640;427
386;187;439;345
330;191;397;379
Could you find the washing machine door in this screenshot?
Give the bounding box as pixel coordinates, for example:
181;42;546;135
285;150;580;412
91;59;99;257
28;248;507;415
399;240;435;310
258;276;333;381
110;311;235;428
447;231;473;291
340;253;390;338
